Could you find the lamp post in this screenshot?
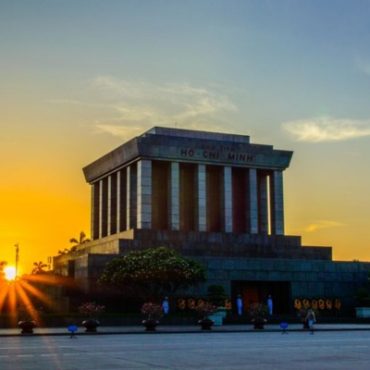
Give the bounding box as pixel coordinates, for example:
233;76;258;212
15;243;19;278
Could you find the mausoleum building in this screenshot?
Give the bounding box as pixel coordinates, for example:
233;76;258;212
54;127;370;314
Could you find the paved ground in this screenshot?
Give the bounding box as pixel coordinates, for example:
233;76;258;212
0;327;370;369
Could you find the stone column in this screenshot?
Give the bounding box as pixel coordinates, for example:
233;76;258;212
248;168;258;233
116;170;121;232
170;162;180;230
126;165;138;229
197;164;207;232
91;184;96;240
107;175;112;235
270;170;284;235
137;159;152;229
223;166;233;232
98;179;103;238
126;166;132;229
258;172;269;234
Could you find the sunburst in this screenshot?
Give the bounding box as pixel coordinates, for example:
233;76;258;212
4;266;16;281
0;273;69;326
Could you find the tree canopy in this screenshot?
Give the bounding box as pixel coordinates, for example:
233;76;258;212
99;246;206;298
69;231;90;246
31;261;47;274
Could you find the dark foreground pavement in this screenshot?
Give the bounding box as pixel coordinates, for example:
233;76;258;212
0;330;370;369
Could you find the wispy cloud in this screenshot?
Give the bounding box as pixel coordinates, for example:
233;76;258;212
94;124;145;141
91;76;237;138
282;116;370;142
304;220;345;233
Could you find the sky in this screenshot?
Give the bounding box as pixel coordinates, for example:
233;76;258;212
1;0;370;273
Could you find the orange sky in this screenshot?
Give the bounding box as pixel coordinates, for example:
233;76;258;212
1;123;370;274
1;1;370;273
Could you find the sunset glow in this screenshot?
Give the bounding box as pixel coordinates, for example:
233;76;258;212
1;1;370;271
0;273;64;326
4;266;16;281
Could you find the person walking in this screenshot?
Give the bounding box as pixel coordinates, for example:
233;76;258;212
267;295;273;316
236;294;243;316
305;308;316;334
162;297;169;315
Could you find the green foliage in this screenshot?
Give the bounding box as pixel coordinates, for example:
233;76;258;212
141;302;163;320
99;247;206;299
207;285;227;307
195;301;217;319
78;302;105;318
248;303;268;323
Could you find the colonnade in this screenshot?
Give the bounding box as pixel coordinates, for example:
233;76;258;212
91;159;285;239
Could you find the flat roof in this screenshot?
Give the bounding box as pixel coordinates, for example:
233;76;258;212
83;126;293;183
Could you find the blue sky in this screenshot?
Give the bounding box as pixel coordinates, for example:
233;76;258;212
3;0;370;132
1;0;370;269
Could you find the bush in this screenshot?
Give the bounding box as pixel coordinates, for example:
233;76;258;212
141;302;163;320
78;302;105;317
195;301;217;319
207;285;227;307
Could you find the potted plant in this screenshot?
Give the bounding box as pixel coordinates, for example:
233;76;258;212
78;301;105;332
141;302;163;331
18;320;37;334
17;305;37;334
207;285;229;326
249;303;268;329
196;301;217;330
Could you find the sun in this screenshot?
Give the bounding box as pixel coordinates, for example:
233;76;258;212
4;266;17;281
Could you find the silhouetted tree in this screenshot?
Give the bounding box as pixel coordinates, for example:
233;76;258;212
57;232;91;256
31;261;47;274
99;246;206;299
57;248;70;255
69;231;90;246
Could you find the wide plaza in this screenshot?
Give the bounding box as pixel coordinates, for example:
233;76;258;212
1;329;370;370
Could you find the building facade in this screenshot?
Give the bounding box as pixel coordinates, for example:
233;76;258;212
54;127;369;314
86;127;291;238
